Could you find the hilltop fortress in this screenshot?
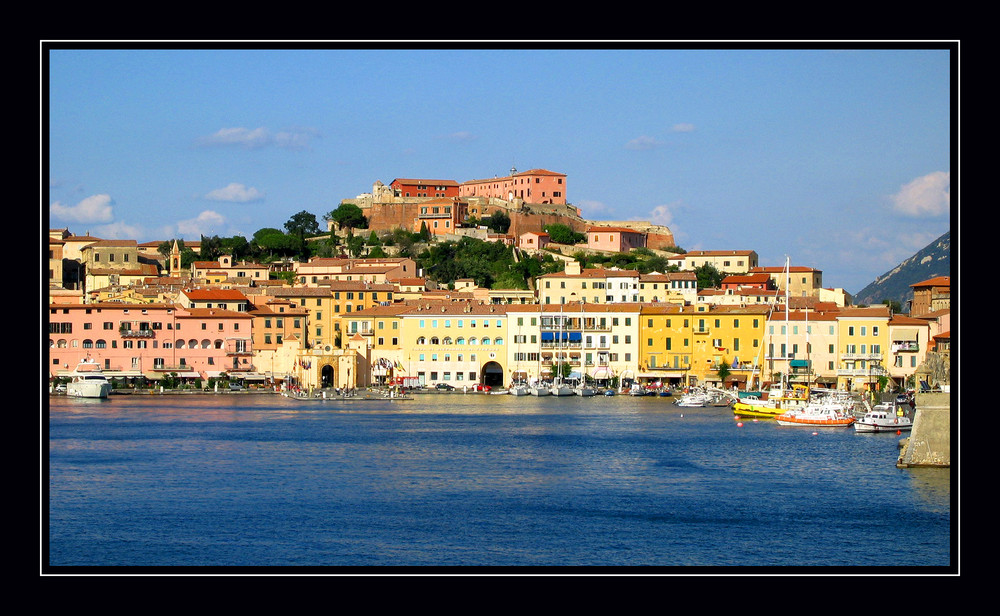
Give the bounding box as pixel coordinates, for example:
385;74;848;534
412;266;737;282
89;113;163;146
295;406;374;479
336;168;677;251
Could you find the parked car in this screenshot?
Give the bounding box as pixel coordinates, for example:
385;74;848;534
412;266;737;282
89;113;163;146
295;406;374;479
434;383;455;391
229;382;244;391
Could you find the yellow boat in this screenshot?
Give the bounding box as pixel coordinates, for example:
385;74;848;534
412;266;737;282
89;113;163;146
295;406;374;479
732;384;810;419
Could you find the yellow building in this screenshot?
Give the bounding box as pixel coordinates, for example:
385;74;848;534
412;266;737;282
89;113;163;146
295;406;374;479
640;304;770;389
835;306;892;392
400;301;509;388
268;282;394;351
342;303;413;387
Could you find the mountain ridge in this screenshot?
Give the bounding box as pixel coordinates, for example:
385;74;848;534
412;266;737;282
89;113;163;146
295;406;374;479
852;230;951;309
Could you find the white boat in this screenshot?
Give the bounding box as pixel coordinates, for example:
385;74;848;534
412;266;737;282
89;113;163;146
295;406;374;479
529;382;551;396
574;382;596;397
65;358;112;399
549;379;574;396
854;407;913;433
508;382;530;396
676;391;712;406
775;402;855;427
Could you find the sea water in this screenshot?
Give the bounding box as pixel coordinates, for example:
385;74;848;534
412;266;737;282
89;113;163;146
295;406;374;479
45;393;953;572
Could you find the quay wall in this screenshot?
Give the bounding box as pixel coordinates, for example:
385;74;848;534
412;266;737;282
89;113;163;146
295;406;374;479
896;392;951;468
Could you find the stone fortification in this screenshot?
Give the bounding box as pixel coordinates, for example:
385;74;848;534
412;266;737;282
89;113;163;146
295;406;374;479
339;182;673;247
896;392;951;468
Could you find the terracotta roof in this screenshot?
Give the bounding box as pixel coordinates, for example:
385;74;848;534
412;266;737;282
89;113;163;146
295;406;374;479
586;227;645;234
391;178;460;186
684;250;756;256
911;276;950;288
183;289;250;301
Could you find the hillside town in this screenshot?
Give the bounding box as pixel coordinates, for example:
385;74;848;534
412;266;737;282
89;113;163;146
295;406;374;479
47;168;952;396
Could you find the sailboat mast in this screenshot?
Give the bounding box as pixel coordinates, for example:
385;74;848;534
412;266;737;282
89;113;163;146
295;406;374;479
784;256;790;388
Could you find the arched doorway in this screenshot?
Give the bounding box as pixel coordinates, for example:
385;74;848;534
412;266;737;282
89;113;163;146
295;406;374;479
482;361;504;388
321;364;335;388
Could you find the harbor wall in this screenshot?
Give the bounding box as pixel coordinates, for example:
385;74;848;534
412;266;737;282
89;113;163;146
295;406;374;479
896;392;951;468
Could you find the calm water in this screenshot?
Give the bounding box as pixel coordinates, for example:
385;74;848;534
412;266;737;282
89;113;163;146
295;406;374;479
45;392;953;572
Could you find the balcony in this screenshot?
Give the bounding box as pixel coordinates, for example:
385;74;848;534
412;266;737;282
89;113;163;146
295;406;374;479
841;352;883;361
120;329;155;338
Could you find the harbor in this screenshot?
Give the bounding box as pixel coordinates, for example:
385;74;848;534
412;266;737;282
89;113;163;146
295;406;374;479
46;391;952;570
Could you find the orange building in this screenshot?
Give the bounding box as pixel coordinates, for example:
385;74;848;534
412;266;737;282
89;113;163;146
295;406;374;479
414;198;468;235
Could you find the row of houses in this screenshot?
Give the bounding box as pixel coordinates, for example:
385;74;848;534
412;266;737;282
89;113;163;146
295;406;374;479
47;290;948;394
48;228;950;393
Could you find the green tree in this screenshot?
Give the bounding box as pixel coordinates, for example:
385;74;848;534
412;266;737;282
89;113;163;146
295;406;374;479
694;263;724;289
543;224;585;245
285;210;320;239
485;210;511;234
327;203;368;231
716;360;732;386
252;228;301;261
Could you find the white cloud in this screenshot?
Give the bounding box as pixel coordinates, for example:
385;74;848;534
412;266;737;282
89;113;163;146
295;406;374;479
177;210;226;237
576;199;609;217
625;135;660;151
90;220;144;240
50;194;114;223
891;171;950;218
198;126;316;150
204;183;265;203
647;201;684;226
671;123;696;133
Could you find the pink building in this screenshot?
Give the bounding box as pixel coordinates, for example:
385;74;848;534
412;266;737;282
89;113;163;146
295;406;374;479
460;168;567;204
519;231;550;250
586;227;646;252
48;302;255;384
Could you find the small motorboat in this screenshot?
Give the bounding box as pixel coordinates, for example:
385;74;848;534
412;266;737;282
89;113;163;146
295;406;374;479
854;408;913;433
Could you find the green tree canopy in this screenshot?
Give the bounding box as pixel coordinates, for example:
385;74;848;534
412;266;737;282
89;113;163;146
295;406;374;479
327;203;368;230
252;228;301;261
543;223;585;245
694;263;724;289
285;210;320;238
485;210;511;234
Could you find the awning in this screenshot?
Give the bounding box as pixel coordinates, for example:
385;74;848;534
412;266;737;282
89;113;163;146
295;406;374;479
894;329;918;341
104;370;144;378
590;367;612;379
540;331;582;341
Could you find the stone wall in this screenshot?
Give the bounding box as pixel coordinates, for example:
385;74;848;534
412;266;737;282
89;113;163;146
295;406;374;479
896;392;951;467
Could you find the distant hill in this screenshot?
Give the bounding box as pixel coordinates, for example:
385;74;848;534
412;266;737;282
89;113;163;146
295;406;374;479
852;230;951;310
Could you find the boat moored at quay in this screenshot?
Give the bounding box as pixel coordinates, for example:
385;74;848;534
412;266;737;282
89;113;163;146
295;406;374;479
854;405;913;433
64;358;113;399
774;402;856;427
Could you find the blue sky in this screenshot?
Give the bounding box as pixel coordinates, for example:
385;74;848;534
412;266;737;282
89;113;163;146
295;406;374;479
45;44;953;295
